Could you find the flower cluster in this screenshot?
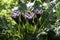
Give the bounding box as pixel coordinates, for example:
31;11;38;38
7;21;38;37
11;9;43;19
11;10;21;18
11;9;43;25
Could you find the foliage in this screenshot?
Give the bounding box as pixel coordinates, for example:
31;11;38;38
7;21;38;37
0;0;60;40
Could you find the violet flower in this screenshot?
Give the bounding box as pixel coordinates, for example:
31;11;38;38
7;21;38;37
34;9;43;18
11;13;17;18
25;12;34;26
11;10;21;24
25;12;34;19
11;10;21;18
34;9;43;14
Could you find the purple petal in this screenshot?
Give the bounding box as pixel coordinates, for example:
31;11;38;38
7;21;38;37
34;9;43;14
38;9;43;14
27;16;33;19
25;13;29;18
30;12;34;16
16;10;21;16
34;9;39;13
25;12;34;19
11;13;17;18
